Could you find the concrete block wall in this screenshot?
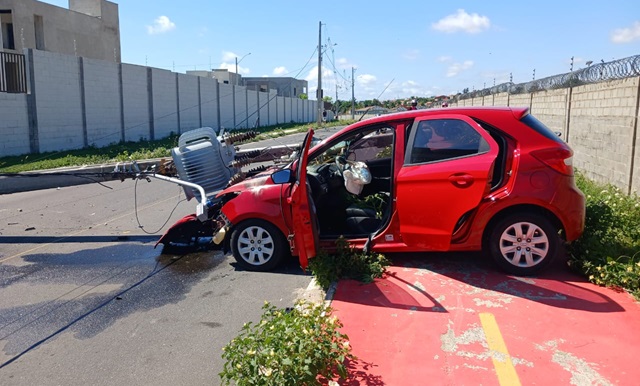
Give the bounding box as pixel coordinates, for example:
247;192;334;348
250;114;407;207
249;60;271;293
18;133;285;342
247;89;258;128
218;83;234;130
268;93;277;126
83;57;121;147
0;92;29;156
234;86;248;129
199;77;218;128
284;96;292;123
493;92;509;107
277;96;285;124
568;78;639;191
530;88;568;135
258;91;269;127
0;50;319;158
32;50;84;152
150;68;178;138
121;63;149;141
508;94;531;109
177;73;200;133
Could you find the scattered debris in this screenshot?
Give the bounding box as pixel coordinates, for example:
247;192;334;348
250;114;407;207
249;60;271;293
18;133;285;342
25;227;36;231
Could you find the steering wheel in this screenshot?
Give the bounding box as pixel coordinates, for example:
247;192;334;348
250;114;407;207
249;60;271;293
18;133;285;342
335;155;348;176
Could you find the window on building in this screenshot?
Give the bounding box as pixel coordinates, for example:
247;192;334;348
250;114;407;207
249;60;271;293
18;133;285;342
1;10;16;50
34;15;45;50
223;80;229;84
260;84;267;92
293;87;297;96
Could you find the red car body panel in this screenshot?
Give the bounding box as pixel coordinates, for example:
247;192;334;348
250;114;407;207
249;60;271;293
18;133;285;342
216;106;585;268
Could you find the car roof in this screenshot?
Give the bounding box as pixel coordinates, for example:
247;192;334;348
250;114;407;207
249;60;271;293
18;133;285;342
348;106;529;129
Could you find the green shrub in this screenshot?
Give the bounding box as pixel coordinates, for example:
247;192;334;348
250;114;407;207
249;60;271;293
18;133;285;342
308;237;390;290
568;171;640;299
219;301;354;386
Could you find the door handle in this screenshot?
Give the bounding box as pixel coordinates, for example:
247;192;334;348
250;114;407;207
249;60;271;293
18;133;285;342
448;173;474;188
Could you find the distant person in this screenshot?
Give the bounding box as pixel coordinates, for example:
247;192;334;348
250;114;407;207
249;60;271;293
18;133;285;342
407;100;418;110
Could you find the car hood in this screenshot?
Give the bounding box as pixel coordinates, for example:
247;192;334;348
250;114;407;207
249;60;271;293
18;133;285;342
217;173;275;195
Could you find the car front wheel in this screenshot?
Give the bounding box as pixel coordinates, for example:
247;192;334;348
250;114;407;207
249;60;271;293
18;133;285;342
488;213;560;276
230;219;288;271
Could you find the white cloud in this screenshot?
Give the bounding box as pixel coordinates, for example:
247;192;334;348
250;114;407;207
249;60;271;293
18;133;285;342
357;74;377;86
273;66;288;75
611;21;640;44
437;55;452;63
146;16;176;35
446;60;474;77
432;9;490;34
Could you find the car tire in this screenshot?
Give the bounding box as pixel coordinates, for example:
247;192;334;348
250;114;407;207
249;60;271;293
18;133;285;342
488;213;559;276
230;219;288;271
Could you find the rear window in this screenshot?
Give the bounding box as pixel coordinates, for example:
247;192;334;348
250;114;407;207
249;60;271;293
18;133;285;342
521;114;564;143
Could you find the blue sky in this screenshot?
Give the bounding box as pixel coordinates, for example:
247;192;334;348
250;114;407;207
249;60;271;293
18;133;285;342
43;0;640;101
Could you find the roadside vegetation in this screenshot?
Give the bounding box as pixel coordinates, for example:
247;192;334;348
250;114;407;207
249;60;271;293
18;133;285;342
0;120;355;173
568;171;640;300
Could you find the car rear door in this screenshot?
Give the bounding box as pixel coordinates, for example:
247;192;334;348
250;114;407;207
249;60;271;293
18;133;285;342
396;114;499;250
287;129;319;269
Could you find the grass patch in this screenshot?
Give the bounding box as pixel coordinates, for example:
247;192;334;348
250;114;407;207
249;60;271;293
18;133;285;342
568;171;640;300
0;120;355;173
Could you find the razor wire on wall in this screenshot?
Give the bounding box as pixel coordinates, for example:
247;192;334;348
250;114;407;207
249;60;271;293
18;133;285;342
455;54;640;101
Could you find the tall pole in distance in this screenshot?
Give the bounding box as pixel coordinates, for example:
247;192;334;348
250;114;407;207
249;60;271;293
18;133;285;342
316;21;323;126
351;67;355;120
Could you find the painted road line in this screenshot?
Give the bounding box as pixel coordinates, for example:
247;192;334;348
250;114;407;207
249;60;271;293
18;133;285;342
479;312;522;386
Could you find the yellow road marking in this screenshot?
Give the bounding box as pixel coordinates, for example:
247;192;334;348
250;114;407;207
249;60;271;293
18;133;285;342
479;312;522;386
0;195;181;263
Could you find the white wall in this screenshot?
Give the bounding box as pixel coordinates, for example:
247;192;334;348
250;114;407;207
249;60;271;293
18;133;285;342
121;63;149;141
218;83;234;130
83;57;121;147
199;77;218;128
0;50;316;157
150;68;178;138
32;50;84;152
177;73;200;133
0;92;29;156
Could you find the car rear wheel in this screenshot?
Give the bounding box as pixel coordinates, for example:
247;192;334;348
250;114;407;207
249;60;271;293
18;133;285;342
488;213;559;276
230;219;288;271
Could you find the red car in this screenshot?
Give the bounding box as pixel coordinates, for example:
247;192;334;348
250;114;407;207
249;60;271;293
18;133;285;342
168;107;585;276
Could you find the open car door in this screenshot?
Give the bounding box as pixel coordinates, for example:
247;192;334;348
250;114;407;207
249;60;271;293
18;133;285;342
287;129;319;269
396;114;499;250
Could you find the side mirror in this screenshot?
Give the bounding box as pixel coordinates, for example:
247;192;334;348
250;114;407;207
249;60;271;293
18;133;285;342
271;169;293;184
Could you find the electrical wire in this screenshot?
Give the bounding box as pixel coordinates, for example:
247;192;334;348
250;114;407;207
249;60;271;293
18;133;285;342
134;178;186;234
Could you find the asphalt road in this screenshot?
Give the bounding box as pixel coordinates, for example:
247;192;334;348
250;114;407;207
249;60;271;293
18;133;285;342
0;127;347;385
0;177;313;385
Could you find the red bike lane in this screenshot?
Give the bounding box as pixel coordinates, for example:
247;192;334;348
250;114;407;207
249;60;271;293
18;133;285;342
331;254;640;385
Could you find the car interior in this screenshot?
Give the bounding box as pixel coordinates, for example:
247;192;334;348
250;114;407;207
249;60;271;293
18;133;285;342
306;124;395;238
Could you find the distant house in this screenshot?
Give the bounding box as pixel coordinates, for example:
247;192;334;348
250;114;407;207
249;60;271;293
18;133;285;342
0;0;121;62
185;70;308;98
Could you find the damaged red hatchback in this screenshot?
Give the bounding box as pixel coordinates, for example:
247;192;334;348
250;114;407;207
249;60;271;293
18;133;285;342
160;107;585;276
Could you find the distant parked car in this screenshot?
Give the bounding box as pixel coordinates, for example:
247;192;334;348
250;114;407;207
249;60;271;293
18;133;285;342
163;107;586;276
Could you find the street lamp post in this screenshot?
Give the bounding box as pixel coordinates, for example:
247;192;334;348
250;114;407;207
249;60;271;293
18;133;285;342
235;52;251;85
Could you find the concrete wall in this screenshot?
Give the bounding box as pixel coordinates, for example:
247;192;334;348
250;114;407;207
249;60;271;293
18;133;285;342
150;68;178;139
199;77;218;129
0;49;319;158
217;83;234;130
277;96;285;124
177;73;200;133
121;63;149;141
568;78;639;190
32;50;83;153
531;88;568;136
82;57;121;147
0;92;29;156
